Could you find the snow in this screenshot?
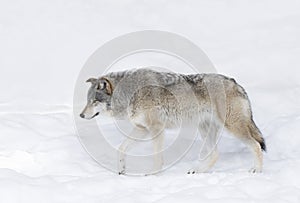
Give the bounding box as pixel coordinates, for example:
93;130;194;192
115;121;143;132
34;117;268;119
1;0;300;202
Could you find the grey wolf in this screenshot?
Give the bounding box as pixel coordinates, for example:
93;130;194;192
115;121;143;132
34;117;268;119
80;68;266;175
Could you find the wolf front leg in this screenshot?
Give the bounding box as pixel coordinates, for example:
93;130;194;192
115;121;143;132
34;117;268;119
149;126;165;174
117;126;148;175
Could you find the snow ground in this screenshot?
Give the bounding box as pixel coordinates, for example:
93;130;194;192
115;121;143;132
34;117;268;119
1;0;300;202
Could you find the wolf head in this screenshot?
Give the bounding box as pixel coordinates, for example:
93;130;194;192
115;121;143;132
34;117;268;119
80;77;113;119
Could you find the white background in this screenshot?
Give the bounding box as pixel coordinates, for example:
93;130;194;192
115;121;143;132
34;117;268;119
0;0;300;202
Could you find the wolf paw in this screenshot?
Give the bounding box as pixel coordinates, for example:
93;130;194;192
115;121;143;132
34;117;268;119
118;170;125;175
118;159;126;175
248;167;262;173
187;165;210;174
187;168;200;174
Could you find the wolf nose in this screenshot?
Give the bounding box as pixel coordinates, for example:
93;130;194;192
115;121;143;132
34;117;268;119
80;113;85;118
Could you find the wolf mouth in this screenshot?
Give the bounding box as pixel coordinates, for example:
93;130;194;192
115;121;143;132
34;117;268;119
91;112;99;119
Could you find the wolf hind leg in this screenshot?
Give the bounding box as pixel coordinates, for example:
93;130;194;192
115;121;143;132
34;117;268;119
226;119;264;173
188;122;221;174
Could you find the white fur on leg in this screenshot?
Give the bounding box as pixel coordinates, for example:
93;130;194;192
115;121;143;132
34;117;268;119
117;127;148;175
153;133;164;172
118;138;133;175
249;141;263;173
188;123;220;174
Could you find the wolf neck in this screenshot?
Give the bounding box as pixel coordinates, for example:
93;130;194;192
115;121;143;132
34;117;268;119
103;70;130;118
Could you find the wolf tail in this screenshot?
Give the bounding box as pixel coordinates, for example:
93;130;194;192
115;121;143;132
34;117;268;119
248;121;266;152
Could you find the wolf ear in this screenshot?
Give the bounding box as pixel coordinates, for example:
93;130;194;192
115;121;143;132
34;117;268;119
99;78;113;95
86;78;98;84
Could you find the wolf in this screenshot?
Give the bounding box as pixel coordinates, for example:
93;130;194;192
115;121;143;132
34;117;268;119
80;68;266;175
